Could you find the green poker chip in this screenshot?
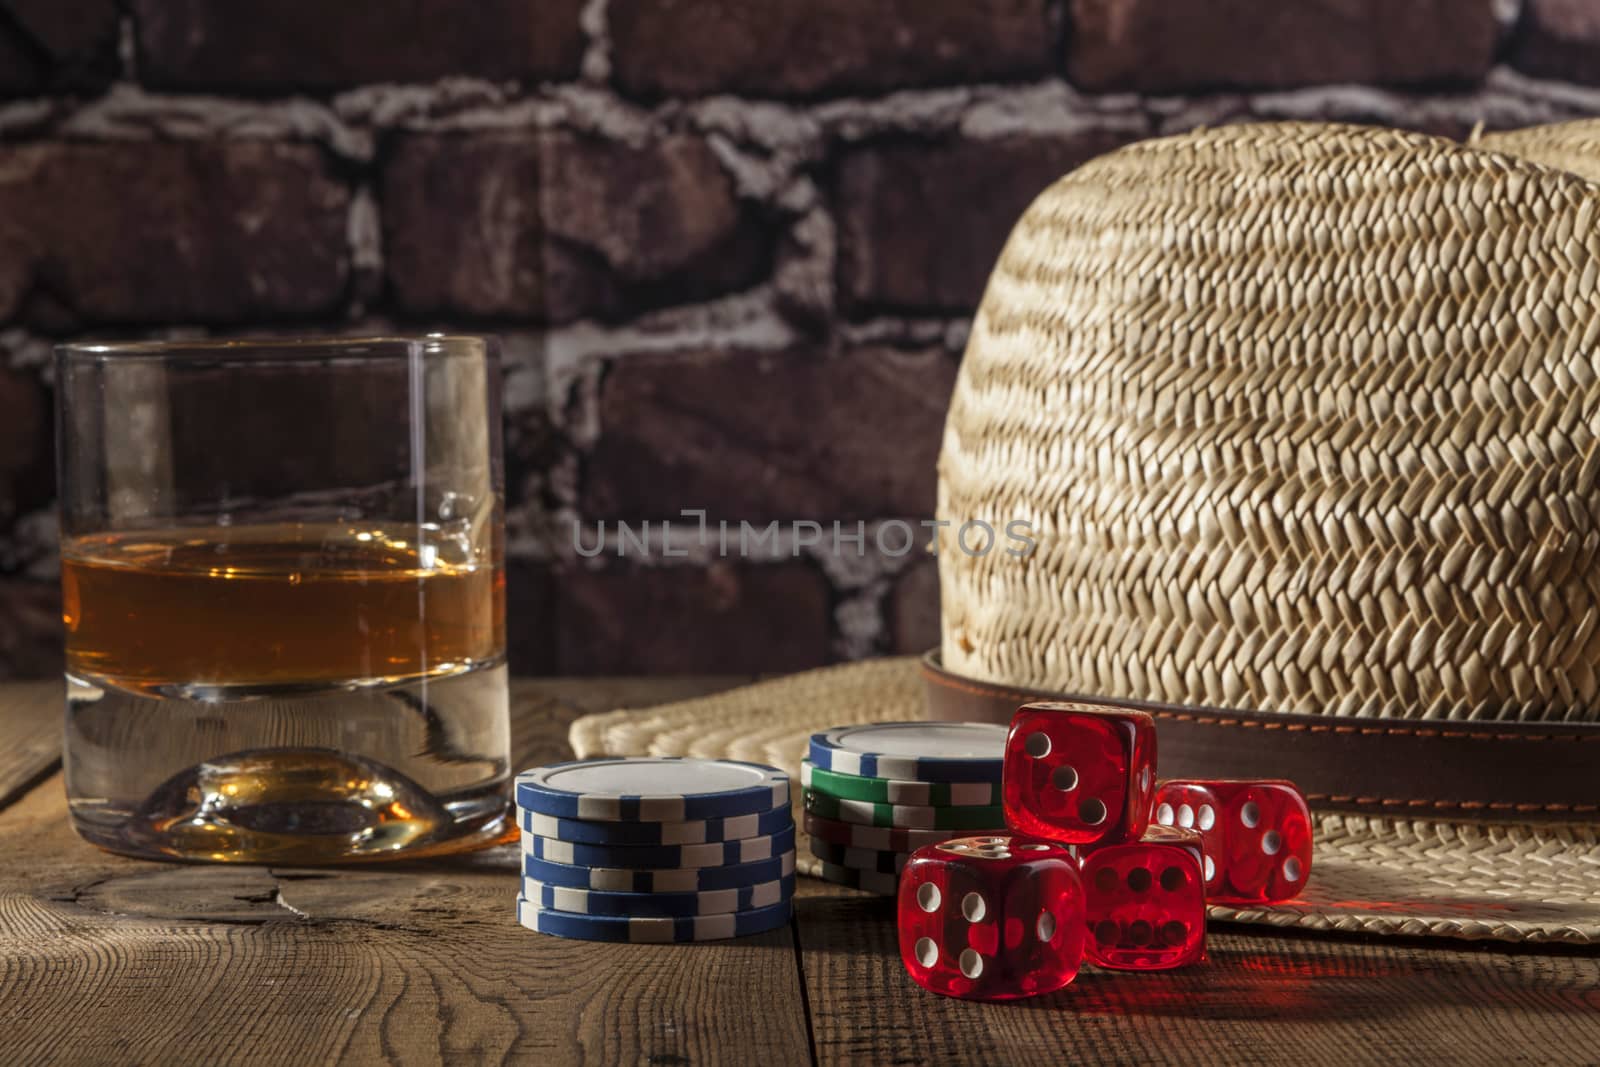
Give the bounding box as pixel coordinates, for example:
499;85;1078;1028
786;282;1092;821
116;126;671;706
803;788;1007;831
800;760;1003;807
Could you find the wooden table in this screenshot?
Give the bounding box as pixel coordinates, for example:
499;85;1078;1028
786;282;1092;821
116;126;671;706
2;677;1598;1066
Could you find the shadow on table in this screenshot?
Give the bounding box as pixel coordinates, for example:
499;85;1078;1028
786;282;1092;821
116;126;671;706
1012;947;1421;1022
791;891;1600;1023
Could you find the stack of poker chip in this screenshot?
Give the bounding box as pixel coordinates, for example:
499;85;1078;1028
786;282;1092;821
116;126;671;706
514;757;796;942
803;722;1008;895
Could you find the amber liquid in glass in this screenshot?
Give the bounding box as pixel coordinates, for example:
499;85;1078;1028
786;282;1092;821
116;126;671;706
62;523;504;692
61;522;511;863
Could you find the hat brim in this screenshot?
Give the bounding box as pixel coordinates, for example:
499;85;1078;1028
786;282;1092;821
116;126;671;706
569;657;1600;946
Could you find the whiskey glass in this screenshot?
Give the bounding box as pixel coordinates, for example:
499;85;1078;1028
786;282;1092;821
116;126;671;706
55;337;510;863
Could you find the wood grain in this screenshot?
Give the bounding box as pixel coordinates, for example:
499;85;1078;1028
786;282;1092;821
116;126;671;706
795;888;1600;1066
0;676;815;1067
0;680;60;810
4;676;1600;1066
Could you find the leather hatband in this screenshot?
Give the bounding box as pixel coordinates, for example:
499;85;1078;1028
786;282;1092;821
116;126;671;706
921;650;1600;822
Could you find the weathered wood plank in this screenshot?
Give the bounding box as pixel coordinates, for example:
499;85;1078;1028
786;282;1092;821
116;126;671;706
795;889;1600;1066
0;680;60;812
0;676;815;1067
8;675;1600;1066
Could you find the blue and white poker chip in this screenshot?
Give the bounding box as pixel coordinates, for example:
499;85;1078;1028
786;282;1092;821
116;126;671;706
520;824;795;870
515;758;790;822
518;804;792;846
522;874;794;918
522;849;796;893
807;723;1006;782
517;895;793;942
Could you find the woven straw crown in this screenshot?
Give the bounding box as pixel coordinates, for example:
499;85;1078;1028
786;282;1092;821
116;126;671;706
937;121;1600;724
572;120;1600;944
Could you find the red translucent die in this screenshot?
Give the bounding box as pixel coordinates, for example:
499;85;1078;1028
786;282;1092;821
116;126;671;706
897;834;1086;1000
1081;825;1206;970
1153;779;1311;903
1002;702;1157;846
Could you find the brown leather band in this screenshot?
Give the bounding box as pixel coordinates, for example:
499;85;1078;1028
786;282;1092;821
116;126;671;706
921;650;1600;822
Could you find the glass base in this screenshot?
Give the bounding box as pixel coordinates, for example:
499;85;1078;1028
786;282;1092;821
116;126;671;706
64;663;513;864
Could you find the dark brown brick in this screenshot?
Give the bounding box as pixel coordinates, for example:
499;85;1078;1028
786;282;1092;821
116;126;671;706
0;0;120;96
889;557;940;654
540;131;771;322
382;135;542;319
835;133;1128;315
383;132;768;322
1511;0;1600;86
505;560;556;675
0;33;34;96
159;359;414;506
133;0;585;92
610;0;1055;99
0;142;348;325
1067;0;1499;93
582;345;956;522
0;579;62;680
557;562;832;674
0;367;52;524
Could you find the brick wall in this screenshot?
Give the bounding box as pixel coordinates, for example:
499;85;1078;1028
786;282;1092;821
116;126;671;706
2;0;1598;678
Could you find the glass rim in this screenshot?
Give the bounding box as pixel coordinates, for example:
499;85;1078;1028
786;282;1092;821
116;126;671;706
56;334;496;363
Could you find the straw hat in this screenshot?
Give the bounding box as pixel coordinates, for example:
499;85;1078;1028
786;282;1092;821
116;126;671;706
572;120;1600;946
